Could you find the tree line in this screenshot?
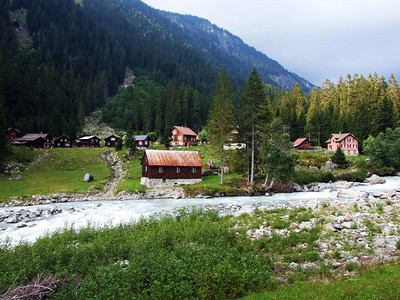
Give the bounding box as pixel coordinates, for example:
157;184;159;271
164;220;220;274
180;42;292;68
207;69;400;186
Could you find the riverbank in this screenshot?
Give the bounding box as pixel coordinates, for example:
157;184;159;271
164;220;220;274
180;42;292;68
0;177;399;298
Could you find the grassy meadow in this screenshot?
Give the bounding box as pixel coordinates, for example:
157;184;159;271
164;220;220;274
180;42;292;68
0;148;111;200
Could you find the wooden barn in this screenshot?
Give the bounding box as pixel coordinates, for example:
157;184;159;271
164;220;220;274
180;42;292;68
133;135;150;148
141;150;203;188
293;137;312;150
171;126;198;147
326;133;359;155
104;135;120;147
76;136;101;148
53;135;72;147
13;133;52;148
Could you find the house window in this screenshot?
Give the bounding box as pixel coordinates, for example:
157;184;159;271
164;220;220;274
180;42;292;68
176;167;180;173
178;136;182;140
158;167;163;173
184;136;186;141
111;137;115;141
139;141;143;145
192;167;197;174
145;166;148;172
145;141;148;145
173;130;177;135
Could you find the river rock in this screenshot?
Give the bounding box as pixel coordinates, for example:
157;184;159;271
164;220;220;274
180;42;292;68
365;174;386;184
337;189;368;199
341;221;354;229
289;182;303;192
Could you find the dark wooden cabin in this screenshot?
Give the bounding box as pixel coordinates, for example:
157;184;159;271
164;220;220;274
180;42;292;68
53;135;72;147
76;136;101;148
104;135;120;147
141;150;203;180
7;128;21;141
13;133;52;148
133;135;150;148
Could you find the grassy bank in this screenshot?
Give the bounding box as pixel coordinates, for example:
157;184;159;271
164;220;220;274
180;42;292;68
241;263;400;299
1;206;399;299
0;148;111;200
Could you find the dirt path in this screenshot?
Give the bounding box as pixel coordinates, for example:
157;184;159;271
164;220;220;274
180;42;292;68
102;150;127;198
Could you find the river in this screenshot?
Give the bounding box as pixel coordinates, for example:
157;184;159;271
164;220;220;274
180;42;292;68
1;176;399;246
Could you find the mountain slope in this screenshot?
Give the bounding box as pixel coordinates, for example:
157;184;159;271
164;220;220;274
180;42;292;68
157;11;314;92
1;0;314;139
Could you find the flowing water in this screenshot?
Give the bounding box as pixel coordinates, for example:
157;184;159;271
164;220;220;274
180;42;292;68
1;176;399;246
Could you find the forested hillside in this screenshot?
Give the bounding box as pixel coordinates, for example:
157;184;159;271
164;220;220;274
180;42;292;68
274;74;400;145
0;0;313;139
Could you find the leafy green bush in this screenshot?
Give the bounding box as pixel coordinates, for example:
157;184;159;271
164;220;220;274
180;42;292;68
291;170;335;185
0;210;274;299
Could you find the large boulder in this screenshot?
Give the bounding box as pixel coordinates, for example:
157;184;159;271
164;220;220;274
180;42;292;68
364;174;386;185
321;159;337;172
337;189;369;199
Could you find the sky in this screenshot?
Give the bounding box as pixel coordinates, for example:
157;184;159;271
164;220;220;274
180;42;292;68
141;0;400;86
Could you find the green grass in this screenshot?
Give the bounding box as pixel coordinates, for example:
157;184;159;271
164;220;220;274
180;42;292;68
0;148;111;200
115;151;147;193
241;263;400;299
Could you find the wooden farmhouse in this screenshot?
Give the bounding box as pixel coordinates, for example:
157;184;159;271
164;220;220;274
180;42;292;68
7;128;21;141
293;137;312;150
171;126;198;147
76;136;101;148
53;135;72;147
13;133;52;148
104;135;120;147
326;133;359;155
140;150;203;188
133;135;150;148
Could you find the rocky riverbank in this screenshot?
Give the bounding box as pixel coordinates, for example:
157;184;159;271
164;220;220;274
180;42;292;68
1;176;399;283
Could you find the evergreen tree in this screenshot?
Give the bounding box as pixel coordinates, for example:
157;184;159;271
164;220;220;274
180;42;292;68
240;66;272;186
208;69;236;185
332;146;347;165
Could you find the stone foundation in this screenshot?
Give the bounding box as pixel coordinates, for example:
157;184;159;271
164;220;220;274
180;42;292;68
141;177;202;188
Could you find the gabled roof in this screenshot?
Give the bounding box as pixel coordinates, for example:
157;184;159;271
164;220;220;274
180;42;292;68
143;150;203;167
78;136;100;140
105;135;119;140
326;133;359;143
54;135;70;141
18;133;50;141
172;126;197;136
293;138;308;147
133;135;148;141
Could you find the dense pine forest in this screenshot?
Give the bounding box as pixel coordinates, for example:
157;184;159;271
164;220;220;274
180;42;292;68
1;0;399;149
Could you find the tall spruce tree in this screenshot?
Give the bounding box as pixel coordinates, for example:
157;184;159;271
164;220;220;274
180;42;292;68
208;69;236;185
240;66;272;186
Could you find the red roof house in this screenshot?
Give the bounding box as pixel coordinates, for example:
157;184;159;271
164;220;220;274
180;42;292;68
293;138;312;150
326;133;359;155
171;126;198;147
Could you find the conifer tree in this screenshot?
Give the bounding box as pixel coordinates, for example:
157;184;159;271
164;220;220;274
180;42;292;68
208;69;236;185
240;66;272;186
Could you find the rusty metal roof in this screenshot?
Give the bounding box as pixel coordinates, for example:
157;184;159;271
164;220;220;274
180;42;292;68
172;126;197;136
143;150;203;167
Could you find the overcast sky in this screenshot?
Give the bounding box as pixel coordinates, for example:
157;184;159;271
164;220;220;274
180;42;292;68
141;0;400;86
